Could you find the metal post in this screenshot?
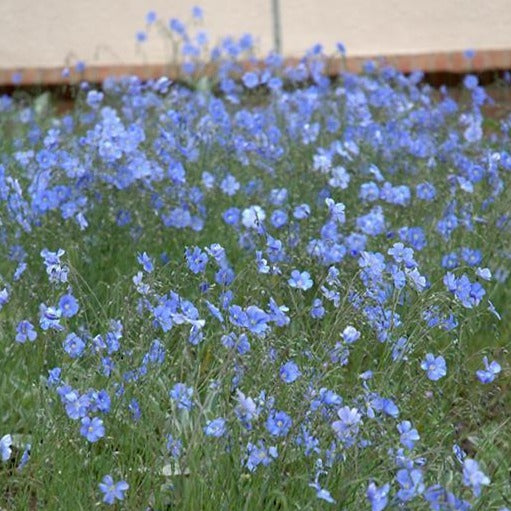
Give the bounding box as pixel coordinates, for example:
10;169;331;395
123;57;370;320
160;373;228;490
271;0;282;55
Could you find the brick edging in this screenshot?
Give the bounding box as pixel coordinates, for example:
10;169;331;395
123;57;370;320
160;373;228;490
0;49;510;86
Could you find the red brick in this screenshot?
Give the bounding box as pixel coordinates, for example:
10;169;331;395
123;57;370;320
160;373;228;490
1;49;511;86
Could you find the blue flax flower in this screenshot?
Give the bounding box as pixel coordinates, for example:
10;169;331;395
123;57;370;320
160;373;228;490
80;416;105;443
309;481;335;504
242;72;259;89
476;356;501;383
421;354;447;381
279;361;301;383
266;410;292;436
462;458;490;497
39;304;63;331
246;441;278;471
424;485;471;510
98;475;129;505
204;417;227;438
15;320;37;343
58;293;79;318
63;333;86;358
137;252;154;273
332;406;362;446
169;383;193;411
0;434;12;461
366;482;390;511
397;421;420;450
166;434;183;458
396;468;424;501
288;270;313;290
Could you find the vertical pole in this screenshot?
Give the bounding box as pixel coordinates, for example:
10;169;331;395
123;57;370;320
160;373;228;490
271;0;282;54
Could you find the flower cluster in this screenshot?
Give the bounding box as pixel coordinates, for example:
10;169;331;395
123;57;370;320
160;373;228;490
0;7;509;509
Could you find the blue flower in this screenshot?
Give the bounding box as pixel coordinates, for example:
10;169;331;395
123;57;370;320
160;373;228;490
166;434;183;458
185;246;208;274
245;305;271;336
295;426;320;456
191;5;203;19
309;481;335;503
424;485;471;510
270;209;288;228
462;458;490;497
366;482;390;511
388;242;416;267
242;72;259;89
356;206;385;236
169;383;193;411
400;226;427;251
396;468;424;501
15;320;37;343
332;406;362;445
329;166;350;189
442;252;459;270
406;268;427;292
476;356;501;383
220;174;240;196
98;475;129;505
246;441;278;471
58;293;79;318
293;203;311;220
204;417;227;438
310;298;325;319
0;288;10;310
128;399;141;421
342;325;360;344
62;389;90;420
476;267;492;281
13;261;27;281
145;10;157;24
223;207;241;225
360;182;380;202
80;416;105;443
371;397;399;418
266;410;292;436
325;198;346;223
90;390;111;414
169;18;186;35
279;361;301;383
39;304;64;331
202;171;215;189
288;270;313;290
228;305;248;328
234;390;259;429
268;297;290;327
47;367;61;386
137;252;154;273
269;188;288;206
463;74;478;90
461;247;482;267
421;354;447;381
241;205;266;229
0;434;12;461
86;91;103;109
397;421;420;450
416;182;436;201
16;443;31;472
63;333;86;358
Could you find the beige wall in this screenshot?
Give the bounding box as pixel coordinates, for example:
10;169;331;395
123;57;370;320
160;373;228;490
1;0;511;70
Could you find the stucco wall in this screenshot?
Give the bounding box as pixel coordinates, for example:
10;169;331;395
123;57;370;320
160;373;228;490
1;0;510;70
